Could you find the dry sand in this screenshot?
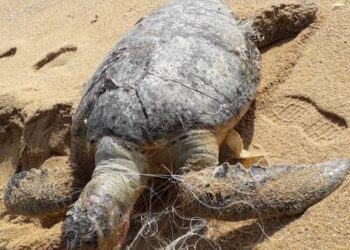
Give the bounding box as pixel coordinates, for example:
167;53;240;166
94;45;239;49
0;0;349;249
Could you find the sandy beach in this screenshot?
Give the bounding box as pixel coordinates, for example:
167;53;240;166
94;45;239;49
0;0;349;249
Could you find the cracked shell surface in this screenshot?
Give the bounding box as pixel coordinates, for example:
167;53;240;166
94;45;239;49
72;0;261;145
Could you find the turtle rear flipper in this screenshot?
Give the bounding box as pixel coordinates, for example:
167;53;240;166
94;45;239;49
225;129;269;167
178;159;350;221
246;2;318;48
4;157;82;216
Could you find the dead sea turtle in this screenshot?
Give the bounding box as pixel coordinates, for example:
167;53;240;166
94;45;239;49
4;0;349;249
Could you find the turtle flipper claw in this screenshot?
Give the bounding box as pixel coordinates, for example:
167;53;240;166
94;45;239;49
178;159;350;221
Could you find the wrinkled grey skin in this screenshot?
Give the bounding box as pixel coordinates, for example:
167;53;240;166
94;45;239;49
4;0;349;250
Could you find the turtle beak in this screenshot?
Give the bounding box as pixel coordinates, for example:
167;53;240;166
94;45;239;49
178;159;350;221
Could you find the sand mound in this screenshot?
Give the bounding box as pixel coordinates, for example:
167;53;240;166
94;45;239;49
0;0;349;249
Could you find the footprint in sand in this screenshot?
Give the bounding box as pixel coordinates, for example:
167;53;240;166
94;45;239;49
33;45;77;70
268;95;348;144
335;102;350;124
0;47;17;59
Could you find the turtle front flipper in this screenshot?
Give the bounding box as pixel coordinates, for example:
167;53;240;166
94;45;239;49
64;136;149;249
246;2;318;48
178;159;349;221
4;156;82;216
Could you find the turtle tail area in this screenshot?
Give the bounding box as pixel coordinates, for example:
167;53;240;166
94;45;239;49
4;156;82;217
178;159;350;221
